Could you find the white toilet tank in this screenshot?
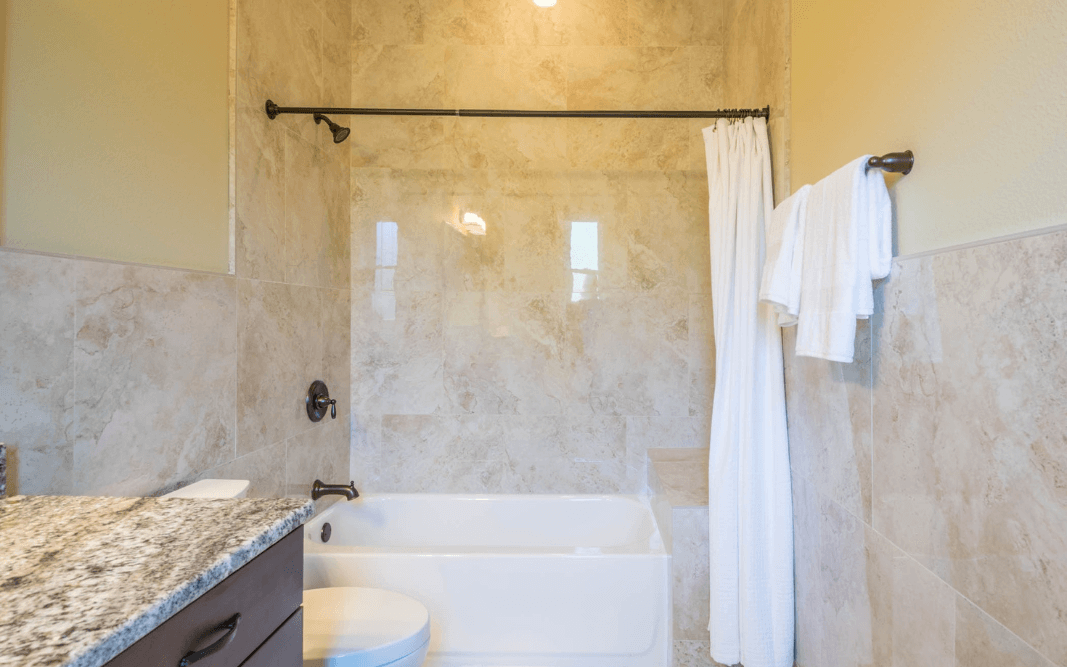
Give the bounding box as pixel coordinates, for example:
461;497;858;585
161;479;250;499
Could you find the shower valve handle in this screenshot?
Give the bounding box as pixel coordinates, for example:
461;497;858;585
306;380;337;422
316;395;337;419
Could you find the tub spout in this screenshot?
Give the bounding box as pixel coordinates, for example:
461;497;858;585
311;480;359;501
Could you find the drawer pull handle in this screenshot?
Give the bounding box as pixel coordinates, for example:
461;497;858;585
178;613;241;666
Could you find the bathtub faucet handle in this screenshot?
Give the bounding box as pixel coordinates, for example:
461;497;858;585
312;479;359;501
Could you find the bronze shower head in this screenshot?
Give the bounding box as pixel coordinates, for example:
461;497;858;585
314;113;350;143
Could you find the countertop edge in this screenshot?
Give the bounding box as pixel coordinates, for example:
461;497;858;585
66;499;314;667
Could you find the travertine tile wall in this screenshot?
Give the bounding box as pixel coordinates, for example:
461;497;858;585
787;230;1067;667
0;0;352;501
723;0;790;206
347;0;788;494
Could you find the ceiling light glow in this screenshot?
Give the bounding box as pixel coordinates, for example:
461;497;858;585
533;0;557;6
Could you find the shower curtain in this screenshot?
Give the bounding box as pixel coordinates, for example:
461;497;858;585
703;118;793;667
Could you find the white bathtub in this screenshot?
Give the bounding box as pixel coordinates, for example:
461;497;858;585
303;495;671;667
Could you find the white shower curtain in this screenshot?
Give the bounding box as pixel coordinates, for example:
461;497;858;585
703;118;793;667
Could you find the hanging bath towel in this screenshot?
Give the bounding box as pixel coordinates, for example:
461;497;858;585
703;118;794;667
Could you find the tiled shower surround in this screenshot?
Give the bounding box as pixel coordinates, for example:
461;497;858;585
348;0;789;494
788;229;1067;667
0;0;352;499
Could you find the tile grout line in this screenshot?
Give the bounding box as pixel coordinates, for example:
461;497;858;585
807;474;1056;666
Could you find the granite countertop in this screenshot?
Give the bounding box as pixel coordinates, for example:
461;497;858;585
0;495;314;667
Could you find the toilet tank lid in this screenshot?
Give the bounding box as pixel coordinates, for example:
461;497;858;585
161;479;250;499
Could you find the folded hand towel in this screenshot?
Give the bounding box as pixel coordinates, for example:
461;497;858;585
794;156;892;362
759;184;811;326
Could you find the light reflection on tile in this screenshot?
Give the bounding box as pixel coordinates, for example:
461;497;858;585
345;0;733;497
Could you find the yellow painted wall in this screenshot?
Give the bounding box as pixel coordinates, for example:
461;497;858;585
791;0;1067;256
1;0;230;272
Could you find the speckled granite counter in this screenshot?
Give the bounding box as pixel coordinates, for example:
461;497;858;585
0;495;314;667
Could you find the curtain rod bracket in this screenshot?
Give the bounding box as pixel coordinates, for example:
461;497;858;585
868;150;914;175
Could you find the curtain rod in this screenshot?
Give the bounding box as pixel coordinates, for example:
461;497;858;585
265;100;771;120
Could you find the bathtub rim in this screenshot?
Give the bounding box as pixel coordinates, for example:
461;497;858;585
303;493;669;556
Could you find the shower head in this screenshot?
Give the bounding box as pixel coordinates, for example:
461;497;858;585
314;113;351;144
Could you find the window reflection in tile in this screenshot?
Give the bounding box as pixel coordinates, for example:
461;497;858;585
570;221;599;302
375;221;398;321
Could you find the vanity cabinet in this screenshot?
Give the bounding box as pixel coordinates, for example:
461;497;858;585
104;528;303;667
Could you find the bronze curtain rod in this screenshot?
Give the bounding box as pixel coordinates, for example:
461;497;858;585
264;99;771;120
264;99;915;174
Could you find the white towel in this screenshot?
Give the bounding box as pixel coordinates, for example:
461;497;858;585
794;156;892;362
759;184;811;326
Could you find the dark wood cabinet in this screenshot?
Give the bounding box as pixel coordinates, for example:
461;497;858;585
239;609;302;667
105;528;303;667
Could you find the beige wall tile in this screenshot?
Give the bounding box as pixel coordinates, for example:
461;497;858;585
236;279;322;455
285;416;350;497
565;289;689;417
560;0;628;46
457;0;510;46
873;234;1067;663
673;640;723;667
500;415;628;492
495;196;571;293
235;81;286;282
323;6;354;107
504;0;565;46
196;440;286;498
352;0;424;45
352;44;449;107
0;251;76;496
790;475;825;667
238;0;323;106
673;507;711;639
451;118;568;171
566;119;689;171
351;172;451;292
351;287;445;415
73;263;237;497
346;0;758;499
887;552;956;667
611;171;707;292
688;295;715;418
351;117;456;169
322;287;351;419
446;45;567;110
444;291;569;415
792;473;956;667
378;414;506;492
286;133;334;287
688;47;726;110
784;320;872;523
791;228;1067;667
350;412;382;487
628;0;723;47
955;596;1056;667
722;0;787;112
566;47;689;110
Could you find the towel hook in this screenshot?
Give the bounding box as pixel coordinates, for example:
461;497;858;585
867;150;914;175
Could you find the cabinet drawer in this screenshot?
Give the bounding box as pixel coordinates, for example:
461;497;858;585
240;608;302;667
106;528;302;667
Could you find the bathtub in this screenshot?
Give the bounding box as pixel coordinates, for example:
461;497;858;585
303;495;671;667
